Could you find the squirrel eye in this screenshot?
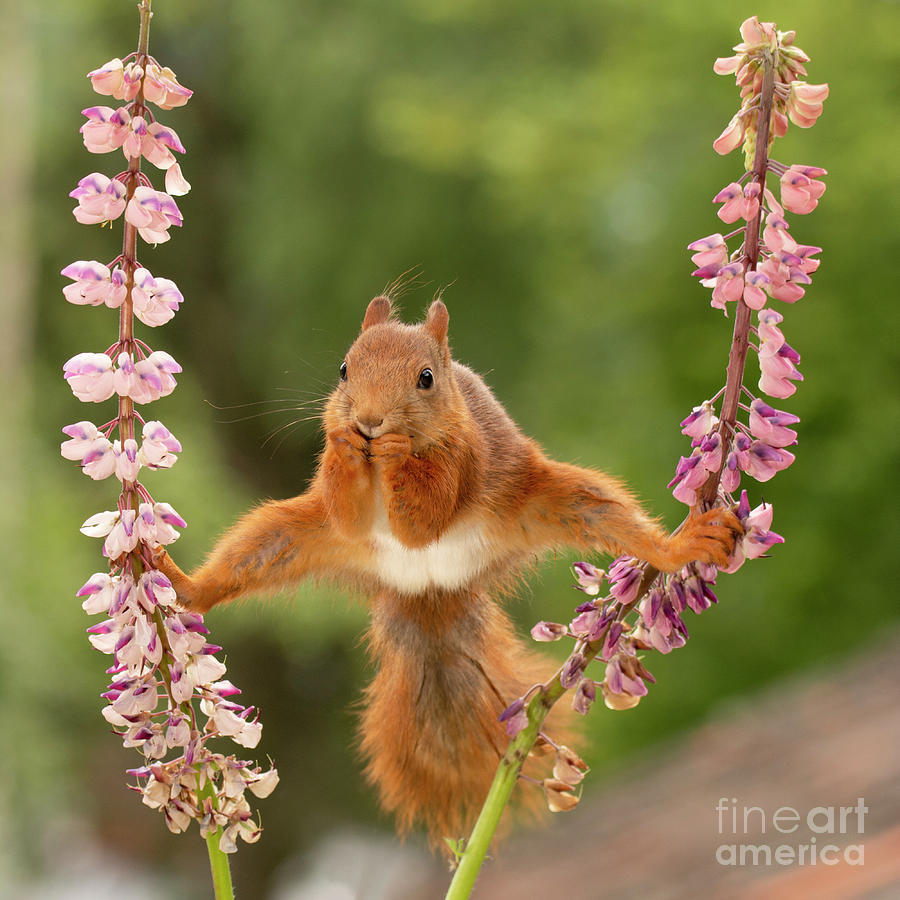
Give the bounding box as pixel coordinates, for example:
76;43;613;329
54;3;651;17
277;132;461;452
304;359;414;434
339;361;348;381
417;368;434;390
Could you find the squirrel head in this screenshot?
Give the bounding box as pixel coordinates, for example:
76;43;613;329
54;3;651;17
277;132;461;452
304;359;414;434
324;295;463;450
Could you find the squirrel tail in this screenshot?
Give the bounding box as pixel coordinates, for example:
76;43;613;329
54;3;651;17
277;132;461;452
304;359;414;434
359;589;566;848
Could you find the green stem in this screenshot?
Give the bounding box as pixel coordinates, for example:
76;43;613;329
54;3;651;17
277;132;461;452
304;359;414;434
445;682;565;899
199;779;235;900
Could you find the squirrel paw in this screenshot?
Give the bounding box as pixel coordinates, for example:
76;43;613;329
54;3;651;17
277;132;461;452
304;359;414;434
669;507;743;569
328;424;371;463
369;433;412;463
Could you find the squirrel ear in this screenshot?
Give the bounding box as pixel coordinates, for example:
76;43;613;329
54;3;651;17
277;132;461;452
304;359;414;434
425;299;449;344
361;296;392;331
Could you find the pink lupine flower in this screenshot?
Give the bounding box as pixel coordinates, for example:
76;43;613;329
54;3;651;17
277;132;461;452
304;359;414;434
77;572;119;615
139;420;182;468
608;558;642;605
164;162;191;196
80;105;132;154
757;251;810;303
757;307;786;350
699;432;722;471
122;115;186;169
710;262;745;310
125;187;183;244
748;399;799;447
70;173;127;225
87;58;143;101
63;351;115;402
113;350;181;403
572;561;605;595
713;113;745;155
713;182;759;224
572;678;596;715
779;165;827;214
680;400;718;441
668;451;707;505
759;342;803;399
116;438;141;482
531;621;568;642
132;268;183;327
142;61;193;110
762;213;795;254
786;82;829;128
740;441;795;482
722;491;784;572
742;270;769;310
61;260;128;308
720;449;741;493
83;439;118;480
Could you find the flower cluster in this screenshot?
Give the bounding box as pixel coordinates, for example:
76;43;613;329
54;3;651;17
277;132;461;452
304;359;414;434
505;17;825;815
62;9;276;852
711;16;828;168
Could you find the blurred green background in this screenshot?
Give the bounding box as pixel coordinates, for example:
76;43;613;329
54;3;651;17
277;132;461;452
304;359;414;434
2;0;898;896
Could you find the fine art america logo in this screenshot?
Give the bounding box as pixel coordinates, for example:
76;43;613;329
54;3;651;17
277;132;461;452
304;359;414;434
715;798;867;867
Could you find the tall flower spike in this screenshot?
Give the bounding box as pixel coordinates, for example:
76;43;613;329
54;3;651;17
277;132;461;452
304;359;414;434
62;1;276;875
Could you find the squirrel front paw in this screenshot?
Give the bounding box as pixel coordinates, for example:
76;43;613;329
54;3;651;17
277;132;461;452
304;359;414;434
150;547;206;611
369;433;412;466
327;424;371;463
669;507;743;569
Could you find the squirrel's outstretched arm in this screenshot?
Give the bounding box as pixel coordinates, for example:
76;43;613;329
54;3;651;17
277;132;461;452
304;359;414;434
154;490;338;613
515;451;740;571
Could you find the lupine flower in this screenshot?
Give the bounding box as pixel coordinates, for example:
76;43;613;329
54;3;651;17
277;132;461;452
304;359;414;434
668;451;708;505
785;82;829;128
681;400;718;441
713;113;746;155
740;441;795;483
63;352;115;402
553;746;589;785
542;778;580;812
165;163;191;196
602;646;654;710
742;270;769;309
748;399;799;447
70;173;127;225
572;678;596;715
607;558;642;605
713;182;760;223
132;267;184;326
87;57;143;100
710;261;745;309
779;165;827;214
142;61;193;109
121;115;186;169
61;260;128;308
139;420;182;468
125;187;183;244
61;422;117;480
498;698;529;737
634;593;688;654
759;342;803;399
531;621;568;642
722;491;785;572
80;106;132;154
112;350;182;403
572;561;605;595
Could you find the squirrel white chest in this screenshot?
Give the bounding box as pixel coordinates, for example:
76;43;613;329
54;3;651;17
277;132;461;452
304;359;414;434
369;514;490;593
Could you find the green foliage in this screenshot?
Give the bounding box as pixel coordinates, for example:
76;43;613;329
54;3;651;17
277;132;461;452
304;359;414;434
9;0;898;894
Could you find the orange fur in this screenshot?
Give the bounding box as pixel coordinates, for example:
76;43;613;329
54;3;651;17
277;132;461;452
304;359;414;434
155;295;740;847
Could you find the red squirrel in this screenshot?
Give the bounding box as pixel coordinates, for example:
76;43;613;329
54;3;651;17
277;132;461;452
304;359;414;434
155;296;739;846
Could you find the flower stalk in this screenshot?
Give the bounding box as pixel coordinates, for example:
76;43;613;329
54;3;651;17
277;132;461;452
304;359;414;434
446;17;827;896
62;4;276;896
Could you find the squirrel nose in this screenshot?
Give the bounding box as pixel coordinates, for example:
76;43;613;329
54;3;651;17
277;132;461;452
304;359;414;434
355;414;384;438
